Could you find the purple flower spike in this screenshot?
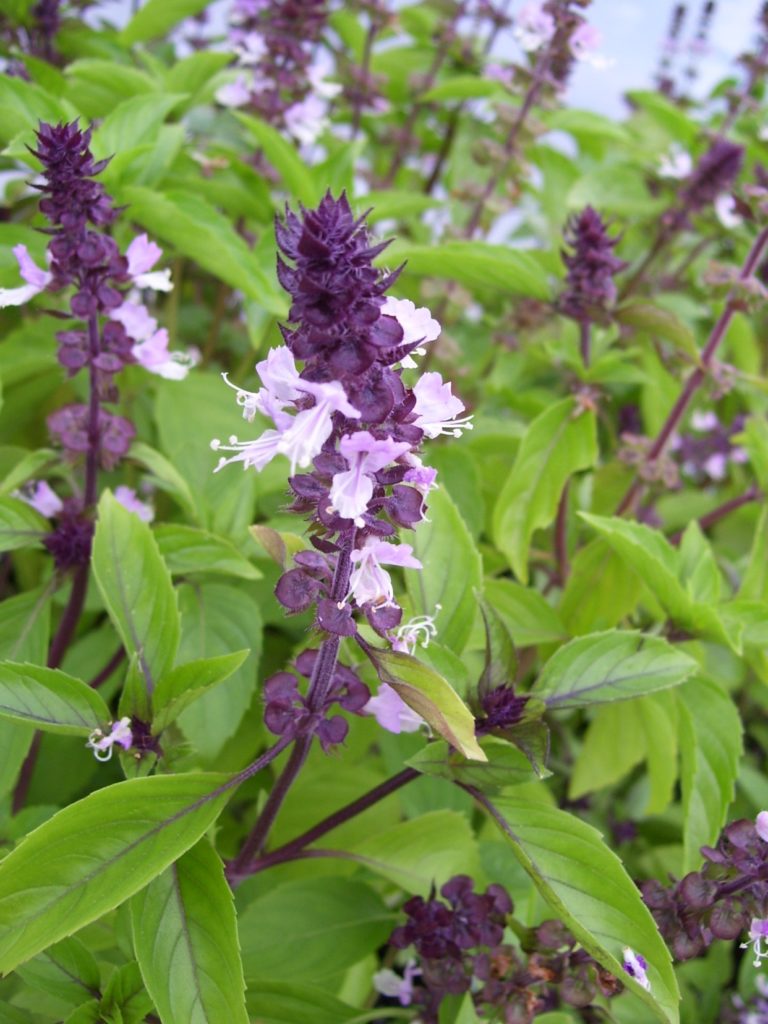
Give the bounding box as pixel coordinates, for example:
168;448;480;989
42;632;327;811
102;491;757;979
560;206;625;322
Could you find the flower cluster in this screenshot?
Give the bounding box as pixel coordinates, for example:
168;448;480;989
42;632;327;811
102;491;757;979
213;192;470;749
216;0;340;146
641;812;768;963
671;410;747;483
262;649;369;749
513;2;610;84
680;137;745;216
559;205;625;323
383;877;629;1022
0;122;192;568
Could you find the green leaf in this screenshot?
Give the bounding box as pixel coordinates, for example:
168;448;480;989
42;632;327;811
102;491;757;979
639;692;679;815
545;108;631;144
129;441;198;522
530;631;697;709
131;838;248;1024
421;76;506;101
678;522;722;605
244;982;361;1024
92;490;180;689
738;416;768;490
493;401;597;583
580;514;737;649
408;736;543;791
0;662;110;734
0;496;47;552
0;773;233;973
484;578;567;646
678;678;742;873
99;961;153;1024
569;702;647;799
482;795;679;1023
345;809;480;895
383;241;551;300
118;187;285;314
0;449;55;497
406;487;482;654
91;94;186;168
154;524;262;580
153;651;250;734
375;650;486;761
559;539;642;634
120;0;211;44
16;937;100;1007
233;113;319;206
615;302;700;361
175;583;261;760
0;588;51;798
238;878;393;983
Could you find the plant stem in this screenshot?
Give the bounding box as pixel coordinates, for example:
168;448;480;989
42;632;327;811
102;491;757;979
231;767;418;883
553;483;570;586
462;41;553;239
381;10;462;186
12;313;104;814
616;224;768;516
579;318;591;368
351;19;377;140
229;529;356;869
668;486;760;545
89;646;126;689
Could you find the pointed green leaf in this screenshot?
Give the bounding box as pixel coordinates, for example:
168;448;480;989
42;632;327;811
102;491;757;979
233;113;318;205
530;631;697;709
678;678;743;873
0;772;232;973
376;650;486;761
580;513;737;649
154;524;261;580
406;487;482;654
481;795;679;1023
493;401;597;583
484;578;567;646
92;490;180;689
0;662;110;734
131;838;248;1024
407;737;543;791
16;937;100;1007
0;496;47;552
152;651;250;734
120;0;210;44
244;982;361;1024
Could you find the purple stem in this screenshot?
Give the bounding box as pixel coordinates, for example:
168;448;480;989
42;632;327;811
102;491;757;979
230;529;356;869
89;646;127;689
12;313;104;814
230;767;419;883
579;318;591;369
668;486;760;545
617;224;768;516
462;40;553;239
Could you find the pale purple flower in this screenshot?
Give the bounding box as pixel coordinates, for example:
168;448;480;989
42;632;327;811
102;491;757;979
114;485;154;523
233;29;267;64
215;75;252;108
485;63;514;86
109;299;158;342
372;962;422;1004
691;410;719;432
741;918;768;968
412;372;473;439
125;234;172;292
213;377;360;475
570;23;613;69
658;146;693;180
756;811;768;843
513;3;556;51
348;538;422;607
380;296;441;368
0;245;52;308
715;194;743;230
86;716;133;761
392;608;440;655
13;480;63;518
284;94;328;146
703;452;728;480
133;328;196;381
329;432;410;524
622;947;651;991
364;683;424;734
307;62;342;100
